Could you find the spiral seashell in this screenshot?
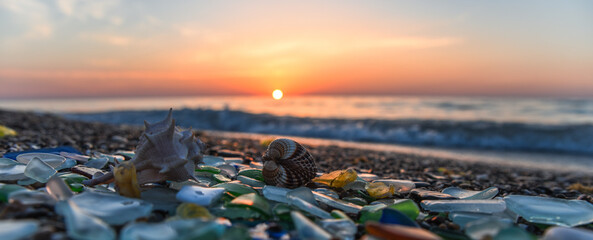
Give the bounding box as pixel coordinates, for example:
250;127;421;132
262;138;317;189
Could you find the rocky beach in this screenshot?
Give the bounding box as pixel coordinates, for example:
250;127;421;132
1;109;593;239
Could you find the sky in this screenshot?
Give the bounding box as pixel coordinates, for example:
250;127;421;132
1;0;592;99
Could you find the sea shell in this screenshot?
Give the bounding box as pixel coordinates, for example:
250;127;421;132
84;109;205;186
262;138;317;189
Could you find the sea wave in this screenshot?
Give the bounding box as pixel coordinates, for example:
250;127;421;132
64;108;593;155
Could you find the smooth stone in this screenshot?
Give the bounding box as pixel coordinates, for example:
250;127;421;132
17;153;65;168
289;195;332;219
543;226;593;240
141;187;180;214
46;175;73;201
262;185;291;204
365;222;442;240
0;164;26;181
120;222;178;240
379;208;419;227
313;191;363;214
465;217;512;240
442;187;499;200
228;192;271;217
319;219;357;240
24;157;56;183
64;191;153;225
237;175;265;187
287;187;318;206
176;186;225;206
58;200;116;240
504;195;593;227
421;199;506;213
0;220;39;240
411;189;457;200
9;190;55;205
291;211;332;240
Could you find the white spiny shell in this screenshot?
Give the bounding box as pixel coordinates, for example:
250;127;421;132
262;138;317;189
131;109;205;185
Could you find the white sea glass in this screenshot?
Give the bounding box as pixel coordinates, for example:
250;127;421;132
0;220;39;240
262;185;291;204
443;187;499;200
504;195;593;227
318;219;357;240
543;226;593;240
66;191;153;225
313;192;363;214
46;175;73;201
289;195;332;219
176;185;225;206
17;153;65;168
24;157;56;183
120;222;178;240
58;200;116;240
421;199;506;213
0;164;26;181
291;211;332;240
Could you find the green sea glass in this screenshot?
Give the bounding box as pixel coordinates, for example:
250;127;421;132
228;193;271;217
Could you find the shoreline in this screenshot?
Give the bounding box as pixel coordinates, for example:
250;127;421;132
1;109;592;198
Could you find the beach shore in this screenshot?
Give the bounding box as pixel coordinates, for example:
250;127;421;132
1;109;591;201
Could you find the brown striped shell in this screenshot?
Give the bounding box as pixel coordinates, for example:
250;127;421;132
262;138;317;189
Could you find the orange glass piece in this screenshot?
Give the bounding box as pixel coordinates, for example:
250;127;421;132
113;161;141;198
313;169;358;188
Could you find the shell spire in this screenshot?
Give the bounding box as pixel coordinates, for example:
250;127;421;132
262;138;317;189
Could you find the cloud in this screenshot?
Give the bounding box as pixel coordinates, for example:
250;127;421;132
79;32;131;46
0;0;53;39
56;0;119;20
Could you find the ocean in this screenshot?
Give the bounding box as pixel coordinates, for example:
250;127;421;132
2;95;593;172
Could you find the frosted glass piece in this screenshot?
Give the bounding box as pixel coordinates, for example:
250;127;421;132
24;157;56;183
17;153;65;168
443;187;499;200
66;191;153;225
504;195;593;227
421;199;506;213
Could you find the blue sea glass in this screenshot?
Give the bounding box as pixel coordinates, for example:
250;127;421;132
379;208;419;227
291;211;333;240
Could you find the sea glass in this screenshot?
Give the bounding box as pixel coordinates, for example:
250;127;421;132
212;174;232;183
465;217;511;240
358;173;379;181
387;199;420;221
319;219;357;240
262;185;291;204
0;158;20;167
342;196;368;206
313;169;358;188
291;211;333;240
342;180;368;191
504;195;593;227
287;187;318;206
0;184;28;203
237;175;265;187
443;187;499;200
202;155;225;166
0;220;39;240
313;191;363;214
66;191;153;225
543;226;593;240
176;185;225;206
46;175;73;201
288;195;332;219
373;179;416;192
58;173;88;192
9;190;55;205
120;222;178;240
85;156;109;169
359;204;387;223
228;192;271;217
176;202;213;219
379;208;419;227
58;200;116;240
411;189;457;200
366;222;441;240
0;125;17;137
313;188;340;199
493;227;533;240
141;187;180;214
421;199;506;213
55;158;77;171
113;161;141;198
211;182;257;198
217;164;238;178
17;153;65;168
238;169;264;181
366;182;395;199
331;209;354;221
0;164;26;181
24;157;56;183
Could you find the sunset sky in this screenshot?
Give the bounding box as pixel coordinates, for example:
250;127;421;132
1;0;592;99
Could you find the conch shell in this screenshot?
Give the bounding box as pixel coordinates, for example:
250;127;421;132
262;138;317;189
84;109;205;186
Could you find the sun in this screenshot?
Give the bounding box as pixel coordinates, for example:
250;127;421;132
272;89;283;100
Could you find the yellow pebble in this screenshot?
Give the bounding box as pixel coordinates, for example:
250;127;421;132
176;203;213;219
113;161;141;198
